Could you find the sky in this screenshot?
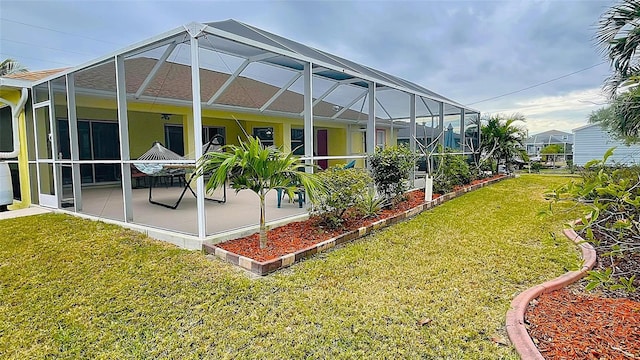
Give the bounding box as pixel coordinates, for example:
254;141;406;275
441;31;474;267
0;0;617;135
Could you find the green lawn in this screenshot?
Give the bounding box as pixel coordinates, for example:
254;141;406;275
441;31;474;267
0;175;580;359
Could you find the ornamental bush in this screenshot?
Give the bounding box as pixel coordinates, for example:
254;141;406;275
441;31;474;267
368;145;415;204
432;151;471;194
311;166;374;228
546;148;639;298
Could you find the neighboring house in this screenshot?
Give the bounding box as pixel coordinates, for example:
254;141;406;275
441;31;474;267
524;130;573;161
573;123;640;166
0;19;479;247
397;123;442;148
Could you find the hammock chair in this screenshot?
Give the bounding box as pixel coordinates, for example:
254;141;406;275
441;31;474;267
134;136;225;209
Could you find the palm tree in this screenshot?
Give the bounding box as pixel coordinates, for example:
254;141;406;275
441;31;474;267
594;1;640;143
0;59;27;76
480;114;528;173
589;94;640;143
596;0;640;96
196;136;322;249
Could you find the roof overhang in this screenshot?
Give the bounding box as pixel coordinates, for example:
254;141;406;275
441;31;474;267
0;77;32;90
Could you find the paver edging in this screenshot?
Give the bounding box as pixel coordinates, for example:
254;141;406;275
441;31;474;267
205;174;512;275
505;222;597;360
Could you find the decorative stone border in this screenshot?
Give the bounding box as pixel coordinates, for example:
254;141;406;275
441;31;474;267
505;223;597;360
203;175;512;276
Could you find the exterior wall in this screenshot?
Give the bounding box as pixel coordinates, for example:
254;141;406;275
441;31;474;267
0;88;31;209
573;124;640;166
57;95;359;164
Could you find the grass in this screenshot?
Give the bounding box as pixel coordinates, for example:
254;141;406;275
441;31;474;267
0;175;581;359
517;168;580;177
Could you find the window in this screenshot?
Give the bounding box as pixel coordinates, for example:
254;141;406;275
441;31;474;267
291;128;304;155
0;106;13;153
163;125;226;155
202;126;225;146
165;125;184;156
376;129;386;148
91;122;119;160
57;119;120;184
9;163;20;201
253;127;274;147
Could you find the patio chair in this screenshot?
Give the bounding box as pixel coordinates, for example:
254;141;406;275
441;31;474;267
276;186;305;208
343;160;356;169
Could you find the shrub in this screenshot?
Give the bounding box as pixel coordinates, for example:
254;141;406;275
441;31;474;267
357;188;385;219
311;166;374;228
566;159;575;174
432;151;471;194
546;148;639;298
368;145;415;204
530;162;542;173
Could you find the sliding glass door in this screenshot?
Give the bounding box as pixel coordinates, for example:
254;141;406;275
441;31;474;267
58;119;120;185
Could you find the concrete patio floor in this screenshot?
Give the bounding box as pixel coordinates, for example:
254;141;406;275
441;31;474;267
66;183;309;247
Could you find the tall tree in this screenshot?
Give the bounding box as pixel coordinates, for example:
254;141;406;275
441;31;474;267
480;114;528;172
0;59;27;77
196;136;322;249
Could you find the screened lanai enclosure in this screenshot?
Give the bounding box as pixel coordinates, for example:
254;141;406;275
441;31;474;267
26;20;480;248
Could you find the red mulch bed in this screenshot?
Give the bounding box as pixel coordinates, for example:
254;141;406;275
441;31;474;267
527;287;640;359
216;175;506;262
216;190;432;262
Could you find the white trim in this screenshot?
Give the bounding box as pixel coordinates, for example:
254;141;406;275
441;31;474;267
0;78;33;89
134;42;178;99
260;72;301;112
190;34;207;239
206;59;250;105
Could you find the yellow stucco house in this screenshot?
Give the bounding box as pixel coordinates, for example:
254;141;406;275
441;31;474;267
0;20;480;248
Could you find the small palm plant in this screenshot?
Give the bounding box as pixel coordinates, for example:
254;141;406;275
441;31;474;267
196;136;322;249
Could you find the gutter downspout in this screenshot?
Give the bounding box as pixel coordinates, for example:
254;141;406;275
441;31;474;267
0;87;29;159
0;87;29;210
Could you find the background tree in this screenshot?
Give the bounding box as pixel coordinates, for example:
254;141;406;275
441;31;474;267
588;88;640;143
595;0;640;142
197;136;322;249
540;144;564;166
0;59;27;76
480;113;528;172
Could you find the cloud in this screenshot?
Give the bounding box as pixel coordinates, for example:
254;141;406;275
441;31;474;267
0;0;618;136
483;87;608;133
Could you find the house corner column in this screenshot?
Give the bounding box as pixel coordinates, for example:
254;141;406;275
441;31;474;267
438;102;445;149
190;33;206;239
460;108;465;152
66;73;82;211
477;112;481;153
303;62;314;173
409;93;416;186
366;83;376;156
115;54;133;222
282;122;292;153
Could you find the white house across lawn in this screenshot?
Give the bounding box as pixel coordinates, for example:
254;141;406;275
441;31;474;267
573;123;640;166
